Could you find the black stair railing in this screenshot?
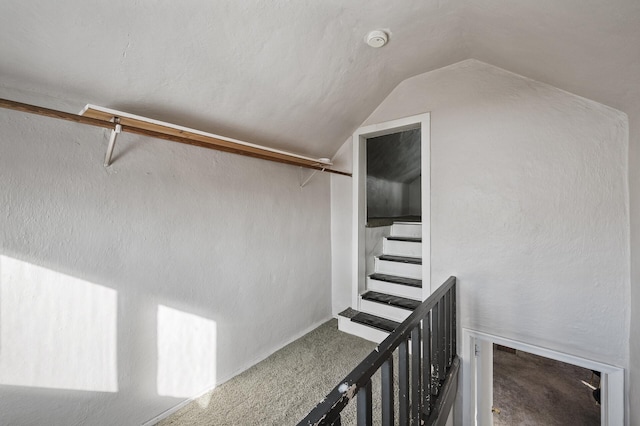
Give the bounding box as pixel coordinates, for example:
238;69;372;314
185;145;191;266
299;276;458;426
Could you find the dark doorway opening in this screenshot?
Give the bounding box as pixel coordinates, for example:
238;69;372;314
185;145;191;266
366;128;421;227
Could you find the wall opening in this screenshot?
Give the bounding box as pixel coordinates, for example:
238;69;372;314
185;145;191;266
351;113;431;307
462;329;624;426
365;128;421;226
493;344;600;425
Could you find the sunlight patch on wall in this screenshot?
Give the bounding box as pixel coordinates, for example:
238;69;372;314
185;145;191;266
0;255;118;392
157;305;217;398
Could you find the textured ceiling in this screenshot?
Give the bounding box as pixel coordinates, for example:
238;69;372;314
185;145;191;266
462;0;640;113
1;0;638;158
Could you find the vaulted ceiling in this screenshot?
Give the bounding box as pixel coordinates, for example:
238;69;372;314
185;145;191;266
1;0;639;158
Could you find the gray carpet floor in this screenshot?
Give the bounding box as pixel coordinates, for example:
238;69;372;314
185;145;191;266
156;319;377;426
493;346;600;425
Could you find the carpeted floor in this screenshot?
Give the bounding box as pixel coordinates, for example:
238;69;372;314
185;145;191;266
493;346;600;425
156;319;378;426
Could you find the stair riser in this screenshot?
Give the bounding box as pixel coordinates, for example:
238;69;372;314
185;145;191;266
338;316;389;343
367;277;422;300
391;223;421;238
360;299;412;322
375;258;422;279
383;239;422;257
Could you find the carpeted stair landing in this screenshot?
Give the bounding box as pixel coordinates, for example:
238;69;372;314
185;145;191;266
156;319;377;426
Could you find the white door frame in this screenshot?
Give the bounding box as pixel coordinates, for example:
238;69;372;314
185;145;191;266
461;328;625;426
351;112;431;308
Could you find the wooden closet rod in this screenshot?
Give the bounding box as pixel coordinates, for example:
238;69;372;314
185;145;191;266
0;98;351;177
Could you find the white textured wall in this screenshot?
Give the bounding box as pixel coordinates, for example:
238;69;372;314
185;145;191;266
0;90;332;425
629;109;640;425
330;139;353;316
365;226;392;276
332;60;630;369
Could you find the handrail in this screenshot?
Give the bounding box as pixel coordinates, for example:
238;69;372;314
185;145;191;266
0;98;351;176
299;276;457;426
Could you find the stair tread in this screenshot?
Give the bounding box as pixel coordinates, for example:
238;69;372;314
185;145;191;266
386;236;422;243
362;291;421;310
338;307;358;319
350;312;400;333
369;273;422;287
378;254;422;265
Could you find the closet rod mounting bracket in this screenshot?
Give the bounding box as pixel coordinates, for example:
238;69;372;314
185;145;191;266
104;117;121;167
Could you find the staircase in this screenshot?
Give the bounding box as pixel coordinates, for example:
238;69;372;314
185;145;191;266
338;221;422;343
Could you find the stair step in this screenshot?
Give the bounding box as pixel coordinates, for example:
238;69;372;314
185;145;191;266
391;222;421;238
383;237;422;257
367;275;422;300
338;310;417;345
369;273;422;288
386;236;421;243
338;307;359;319
375;256;422;279
362;291;421;311
351;312;400;333
338;309;393;343
378;255;422;265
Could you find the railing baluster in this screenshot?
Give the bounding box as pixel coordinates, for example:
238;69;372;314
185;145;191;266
423;311;432;415
357;380;372;426
432;302;440;382
411;326;422;424
381;358;394;426
449;287;454;367
438;298;446;381
444;290;451;369
399;340;410;425
452;282;457;357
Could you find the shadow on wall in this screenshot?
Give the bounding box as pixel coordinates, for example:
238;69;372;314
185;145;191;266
0;254;217;403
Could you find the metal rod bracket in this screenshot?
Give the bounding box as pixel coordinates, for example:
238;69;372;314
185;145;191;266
104;117;121;167
300;166;325;188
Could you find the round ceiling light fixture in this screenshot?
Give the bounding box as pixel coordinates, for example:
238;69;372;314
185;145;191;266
366;30;389;48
